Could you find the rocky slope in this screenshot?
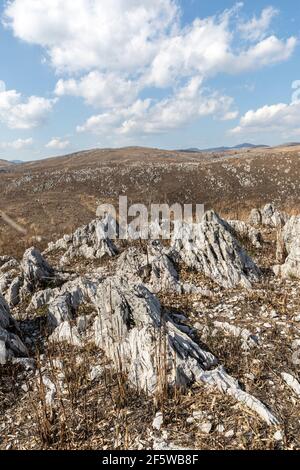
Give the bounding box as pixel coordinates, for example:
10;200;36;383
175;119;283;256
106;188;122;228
1;145;300;258
1;204;300;450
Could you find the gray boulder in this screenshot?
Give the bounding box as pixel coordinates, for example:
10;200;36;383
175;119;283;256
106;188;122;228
44;217;118;265
249;203;288;228
0;293;28;364
274;215;300;279
171;211;261;289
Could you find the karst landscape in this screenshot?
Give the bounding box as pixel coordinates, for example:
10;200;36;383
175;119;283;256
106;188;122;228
1;145;300;450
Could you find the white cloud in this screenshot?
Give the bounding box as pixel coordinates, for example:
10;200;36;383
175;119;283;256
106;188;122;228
4;0;178;74
46;138;70;150
238;6;279;42
229;36;297;73
78;77;238;136
230;100;300;138
3;2;297;139
4;2;295;83
55;71;139;108
0;80;56;129
0;137;33;150
221;111;239;121
147;28;296;87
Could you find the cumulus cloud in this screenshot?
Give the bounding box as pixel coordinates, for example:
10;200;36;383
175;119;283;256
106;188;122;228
230;99;300;138
46;138;70;150
0;137;33;150
55;72;140;108
77;77;238;136
3;1;297;138
4;1;295;81
4;0;178;74
144;5;294;87
0;80;56;129
238;6;279;42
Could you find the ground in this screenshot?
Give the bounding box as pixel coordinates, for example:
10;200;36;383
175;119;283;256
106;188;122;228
1;221;300;450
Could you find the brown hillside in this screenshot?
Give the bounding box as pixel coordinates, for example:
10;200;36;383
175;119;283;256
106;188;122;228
1;145;300;256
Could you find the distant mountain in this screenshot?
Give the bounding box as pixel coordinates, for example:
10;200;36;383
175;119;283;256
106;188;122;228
0;158;23;168
0;159;14;168
179;143;270;153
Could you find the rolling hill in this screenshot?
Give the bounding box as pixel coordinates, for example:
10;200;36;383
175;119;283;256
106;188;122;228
1;144;300;256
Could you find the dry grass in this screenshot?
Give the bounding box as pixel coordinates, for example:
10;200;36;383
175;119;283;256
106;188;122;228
1;145;300;255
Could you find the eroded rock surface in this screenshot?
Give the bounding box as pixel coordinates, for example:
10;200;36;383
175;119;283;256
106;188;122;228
1;207;285;432
249;203;288;228
171;211;261;288
0;293;28;364
274;216;300;279
45;217;118;265
227;220;263;249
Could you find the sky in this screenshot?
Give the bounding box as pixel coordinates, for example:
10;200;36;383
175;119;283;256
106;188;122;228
0;0;299;161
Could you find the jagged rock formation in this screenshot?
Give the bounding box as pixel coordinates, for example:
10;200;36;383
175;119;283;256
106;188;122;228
0;293;28;364
117;241;210;295
274;216;300;279
93;276;218;392
23;267;277;425
0;257;19;298
171;211;261;289
45;217;118;265
1;207;285;430
117;243;180;293
1;248;63;307
227;220;263;249
249;203;288;228
21;248;56;292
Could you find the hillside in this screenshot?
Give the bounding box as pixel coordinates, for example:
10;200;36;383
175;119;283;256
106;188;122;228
1;202;300;450
1;145;300;256
0;159;15;170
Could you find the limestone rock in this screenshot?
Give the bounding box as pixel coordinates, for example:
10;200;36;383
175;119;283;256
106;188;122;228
199;366;278;426
45;217;118;265
21;247;56;293
281;372;300;396
227;220;263;249
0;293;28;364
49;321;82;347
6;276;23;307
171;211;261;289
0;258;20;298
5;248;67;307
117;243;179;293
152;412;163;431
93;275;217;393
249;203;288;228
274;216;300;279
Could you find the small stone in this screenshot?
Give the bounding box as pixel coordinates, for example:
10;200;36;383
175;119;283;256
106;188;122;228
199;421;212;434
244;373;255;381
274;430;283;441
90;365;103;381
225;430;234;438
193;410;206;420
152;412;163;431
216;424;225;433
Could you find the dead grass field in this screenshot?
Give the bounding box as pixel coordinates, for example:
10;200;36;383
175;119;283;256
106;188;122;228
1;145;300;256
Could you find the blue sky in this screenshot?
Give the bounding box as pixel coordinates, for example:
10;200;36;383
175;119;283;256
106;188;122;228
0;0;299;161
